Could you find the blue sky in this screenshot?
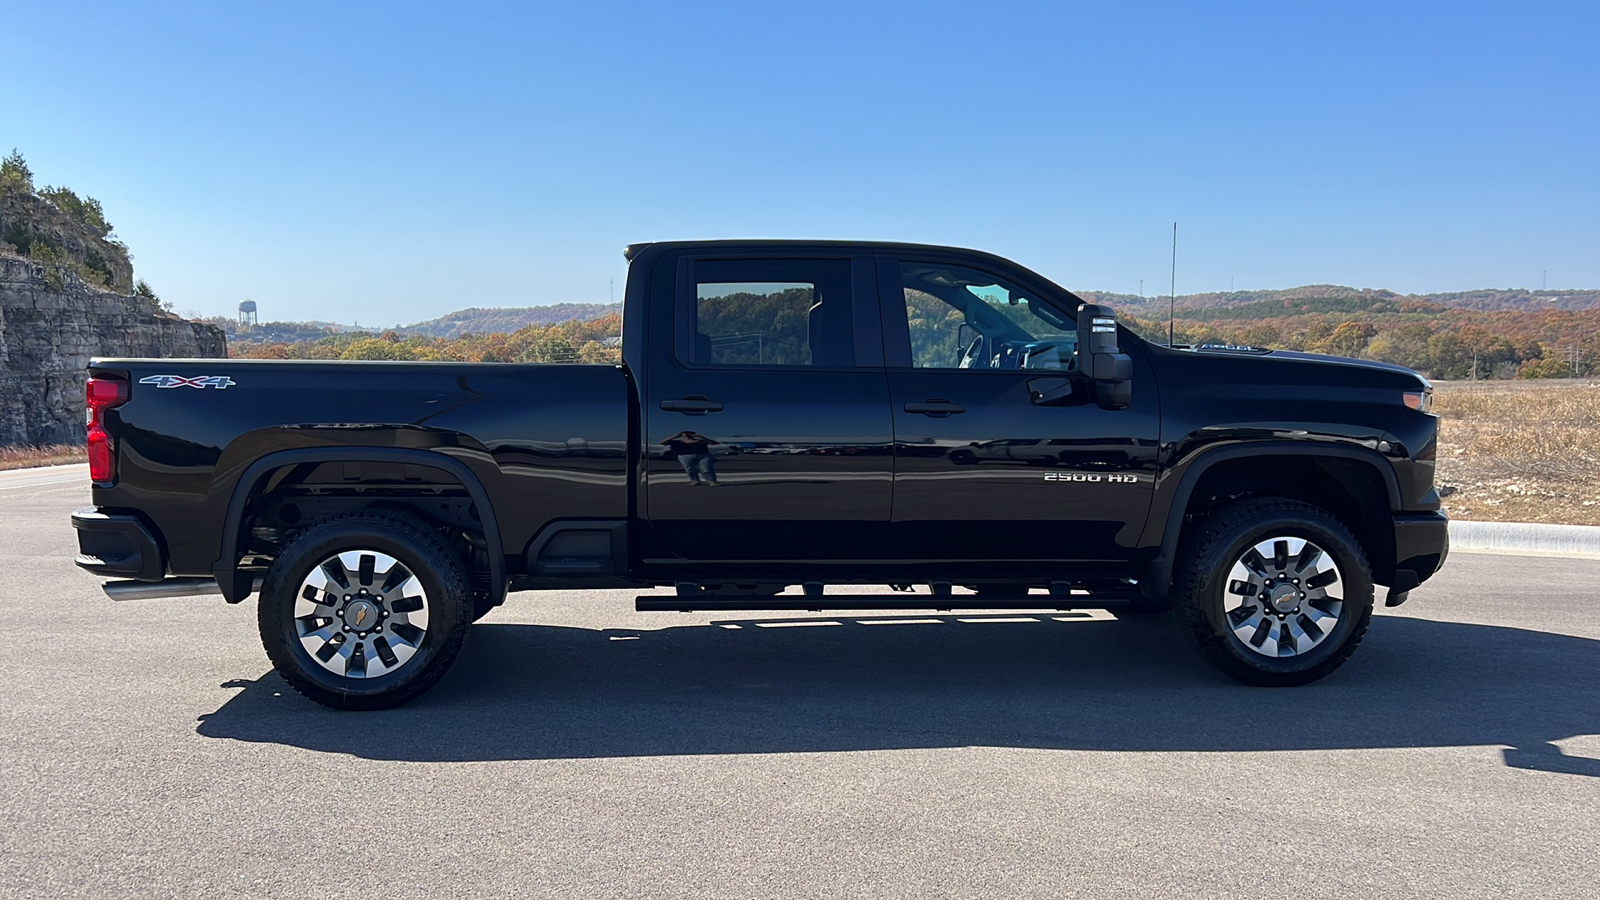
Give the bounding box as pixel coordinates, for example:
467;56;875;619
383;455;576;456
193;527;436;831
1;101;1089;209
6;1;1597;324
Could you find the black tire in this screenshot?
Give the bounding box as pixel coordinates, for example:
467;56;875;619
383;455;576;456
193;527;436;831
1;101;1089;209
257;512;472;710
1172;498;1373;686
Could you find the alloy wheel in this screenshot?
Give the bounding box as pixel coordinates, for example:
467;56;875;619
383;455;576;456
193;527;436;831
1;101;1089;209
294;550;431;678
1222;536;1344;658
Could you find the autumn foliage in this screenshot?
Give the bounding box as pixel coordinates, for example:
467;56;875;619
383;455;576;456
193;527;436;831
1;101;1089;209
233;314;623;364
233;290;1600;380
1119;306;1599;379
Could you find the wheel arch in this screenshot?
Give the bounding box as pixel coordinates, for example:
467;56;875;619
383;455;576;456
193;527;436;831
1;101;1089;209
1143;443;1400;599
211;447;506;605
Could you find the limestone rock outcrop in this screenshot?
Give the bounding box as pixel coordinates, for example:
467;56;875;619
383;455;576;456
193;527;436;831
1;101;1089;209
0;186;133;292
1;254;226;445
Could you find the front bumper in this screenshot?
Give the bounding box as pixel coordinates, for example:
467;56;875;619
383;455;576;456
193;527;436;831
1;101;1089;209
72;507;166;582
1387;511;1450;601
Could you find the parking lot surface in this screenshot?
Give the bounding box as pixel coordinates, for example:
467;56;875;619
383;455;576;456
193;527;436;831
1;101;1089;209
2;474;1597;898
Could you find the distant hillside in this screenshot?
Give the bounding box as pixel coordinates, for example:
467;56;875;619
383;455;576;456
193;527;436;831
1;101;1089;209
232;287;1597;346
224;279;1599;380
403;303;621;338
1085;285;1600;316
1411;289;1600;312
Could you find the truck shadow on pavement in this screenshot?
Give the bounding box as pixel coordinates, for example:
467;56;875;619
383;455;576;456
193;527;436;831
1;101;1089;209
196;612;1600;776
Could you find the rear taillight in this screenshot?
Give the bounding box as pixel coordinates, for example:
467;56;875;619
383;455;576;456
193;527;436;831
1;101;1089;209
85;376;128;483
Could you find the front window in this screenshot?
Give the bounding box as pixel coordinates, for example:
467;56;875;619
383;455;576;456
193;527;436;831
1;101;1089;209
900;262;1077;371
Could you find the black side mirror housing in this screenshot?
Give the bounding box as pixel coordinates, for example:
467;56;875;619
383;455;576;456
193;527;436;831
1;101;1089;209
1076;304;1133;409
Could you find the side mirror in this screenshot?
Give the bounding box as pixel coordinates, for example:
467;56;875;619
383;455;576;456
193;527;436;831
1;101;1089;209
1076;304;1133;410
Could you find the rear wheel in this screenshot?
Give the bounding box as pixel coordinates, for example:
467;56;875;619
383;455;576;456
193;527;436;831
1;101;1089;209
257;512;471;710
1172;498;1373;686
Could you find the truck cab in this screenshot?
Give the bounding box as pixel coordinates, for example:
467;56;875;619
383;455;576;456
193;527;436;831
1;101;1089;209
625;241;1155;575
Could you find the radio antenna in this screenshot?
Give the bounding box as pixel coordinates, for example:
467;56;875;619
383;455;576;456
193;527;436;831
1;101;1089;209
1168;222;1178;346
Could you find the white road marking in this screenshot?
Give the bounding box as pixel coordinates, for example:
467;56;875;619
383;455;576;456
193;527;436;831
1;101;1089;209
0;463;90;491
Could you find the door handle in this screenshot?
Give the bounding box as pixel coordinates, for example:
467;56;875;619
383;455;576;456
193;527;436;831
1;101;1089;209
660;397;724;414
904;400;966;417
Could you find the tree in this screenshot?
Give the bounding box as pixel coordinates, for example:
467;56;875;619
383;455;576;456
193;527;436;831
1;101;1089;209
1425;332;1470;379
38;186;114;236
1317;321;1377;358
133;279;173;312
526;333;576;362
1368;322;1433;367
1516;354;1573;379
340;338;415;360
0;149;32;192
1239;324;1280;348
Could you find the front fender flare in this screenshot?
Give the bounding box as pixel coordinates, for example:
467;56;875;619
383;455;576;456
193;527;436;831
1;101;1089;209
1140;442;1400;599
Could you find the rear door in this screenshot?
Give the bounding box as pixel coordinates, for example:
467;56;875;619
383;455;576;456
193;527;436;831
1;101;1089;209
641;251;893;562
878;253;1160;563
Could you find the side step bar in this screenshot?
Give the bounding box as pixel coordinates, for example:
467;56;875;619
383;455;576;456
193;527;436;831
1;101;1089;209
104;577;223;601
636;594;1137;613
102;575;262;601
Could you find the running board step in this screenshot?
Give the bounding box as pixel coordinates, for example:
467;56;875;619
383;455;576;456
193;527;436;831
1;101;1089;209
103;577;224;601
635;595;1138;613
102;575;263;601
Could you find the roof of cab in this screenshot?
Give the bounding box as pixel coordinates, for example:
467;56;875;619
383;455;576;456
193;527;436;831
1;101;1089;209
623;239;1031;268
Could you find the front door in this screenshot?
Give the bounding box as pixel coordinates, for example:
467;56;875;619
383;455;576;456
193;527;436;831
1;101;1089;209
642;253;893;563
878;255;1160;563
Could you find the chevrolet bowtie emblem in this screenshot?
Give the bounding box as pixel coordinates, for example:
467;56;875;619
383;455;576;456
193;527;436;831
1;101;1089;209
355;607;368;627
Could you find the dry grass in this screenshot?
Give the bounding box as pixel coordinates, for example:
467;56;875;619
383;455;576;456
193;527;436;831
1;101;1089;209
0;444;86;471
1433;380;1600;525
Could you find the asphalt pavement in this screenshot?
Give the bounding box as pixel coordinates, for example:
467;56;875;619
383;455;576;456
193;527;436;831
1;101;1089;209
2;474;1597;898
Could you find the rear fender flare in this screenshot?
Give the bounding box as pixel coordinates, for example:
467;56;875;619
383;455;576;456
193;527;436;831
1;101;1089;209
211;447;505;604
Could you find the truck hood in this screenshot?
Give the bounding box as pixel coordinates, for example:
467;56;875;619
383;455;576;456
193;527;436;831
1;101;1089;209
1182;345;1430;385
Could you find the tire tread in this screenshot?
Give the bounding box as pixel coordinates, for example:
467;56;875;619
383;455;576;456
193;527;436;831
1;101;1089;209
1171;498;1373;686
257;511;471;710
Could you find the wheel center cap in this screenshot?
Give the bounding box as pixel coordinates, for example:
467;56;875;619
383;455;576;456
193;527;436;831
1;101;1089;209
343;599;380;631
1268;583;1299;613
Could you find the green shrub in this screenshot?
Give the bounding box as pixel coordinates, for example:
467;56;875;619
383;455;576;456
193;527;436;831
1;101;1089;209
29;241;64;290
37;186;112;236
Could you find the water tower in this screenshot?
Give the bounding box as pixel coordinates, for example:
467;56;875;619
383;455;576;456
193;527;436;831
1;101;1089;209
238;299;258;329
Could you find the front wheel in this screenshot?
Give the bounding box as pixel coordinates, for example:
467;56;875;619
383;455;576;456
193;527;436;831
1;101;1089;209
257;512;472;710
1172;498;1373;686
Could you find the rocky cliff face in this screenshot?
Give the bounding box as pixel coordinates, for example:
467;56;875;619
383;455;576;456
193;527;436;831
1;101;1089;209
0;254;227;445
0;187;133;292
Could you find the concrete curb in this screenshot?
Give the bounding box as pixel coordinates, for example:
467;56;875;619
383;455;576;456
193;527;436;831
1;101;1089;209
1449;520;1600;560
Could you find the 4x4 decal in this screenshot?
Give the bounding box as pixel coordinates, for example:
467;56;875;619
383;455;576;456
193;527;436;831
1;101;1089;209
138;375;236;390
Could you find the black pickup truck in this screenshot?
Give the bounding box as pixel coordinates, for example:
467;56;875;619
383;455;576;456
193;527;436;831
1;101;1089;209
73;240;1448;708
